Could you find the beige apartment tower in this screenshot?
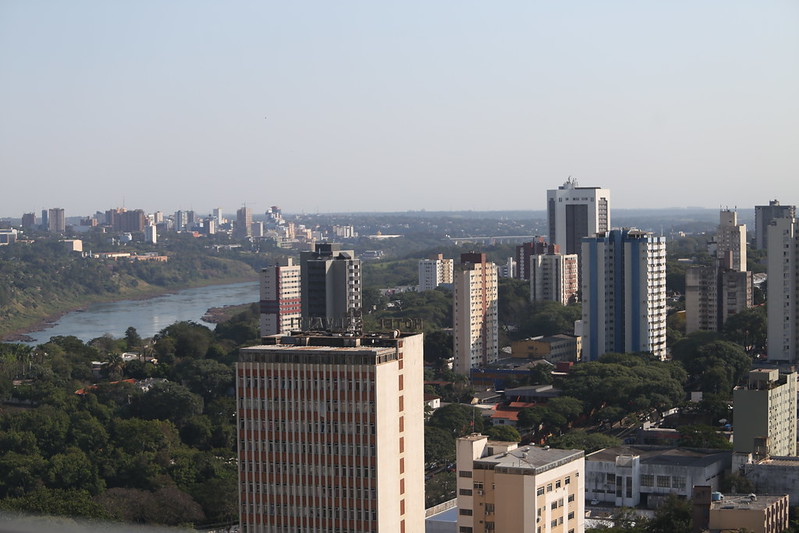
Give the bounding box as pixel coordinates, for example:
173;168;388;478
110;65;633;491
259;258;301;337
237;332;425;533
715;209;747;272
453;253;499;375
530;252;579;306
456;434;585;533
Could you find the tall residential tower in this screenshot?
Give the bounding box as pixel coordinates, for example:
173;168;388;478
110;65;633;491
581;229;667;361
300;243;362;331
453;253;499;375
259;258;302;337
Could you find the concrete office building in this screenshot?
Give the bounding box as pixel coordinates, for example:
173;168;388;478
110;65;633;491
767;216;799;363
453;253;499;375
581;229;667;361
456;434;585;533
237;332;425;533
714;209;747;272
530;252;579;306
47;208;65;233
755;200;795;251
21;212;35;229
236;206;253;238
547;178;610;255
733;369;797;457
300;243;362;330
259;258;301;337
417;254;454;292
586;446;730;509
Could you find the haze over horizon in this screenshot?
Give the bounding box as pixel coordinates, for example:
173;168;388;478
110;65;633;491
1;1;797;217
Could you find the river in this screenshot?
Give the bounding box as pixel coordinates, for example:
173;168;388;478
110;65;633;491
20;281;259;345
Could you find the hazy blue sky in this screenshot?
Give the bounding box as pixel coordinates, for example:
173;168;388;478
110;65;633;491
1;1;797;217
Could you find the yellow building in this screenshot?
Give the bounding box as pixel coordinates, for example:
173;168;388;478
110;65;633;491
456;434;585;533
694;486;789;533
511;335;581;362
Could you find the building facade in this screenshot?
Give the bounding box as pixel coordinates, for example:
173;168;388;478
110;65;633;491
48;207;65;233
685;266;752;334
236;206;253;238
236;332;425;533
581;229;667;361
585;446;730;509
511;335;581;363
456;434;585;533
259;258;302;337
714;209;747;272
547;178;610;255
755;200;795;251
417;254;454;292
453;253;499;375
767;217;799;362
733;369;797;457
515;238;553;281
530;252;579;306
300;243;362;330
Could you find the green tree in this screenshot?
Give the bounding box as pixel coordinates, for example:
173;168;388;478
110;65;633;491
134;382;204;427
424;426;455;466
648;494;692;533
547;430;621;453
485;425;521;442
125;326;143;351
677;424;732;449
428;404;484;437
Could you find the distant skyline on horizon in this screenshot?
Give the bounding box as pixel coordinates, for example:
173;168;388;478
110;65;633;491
2;1;797;216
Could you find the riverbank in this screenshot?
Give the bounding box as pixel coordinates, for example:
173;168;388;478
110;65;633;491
0;273;258;343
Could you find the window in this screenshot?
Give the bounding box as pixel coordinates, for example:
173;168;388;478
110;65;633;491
641;474;654;487
536;487;545;496
459;509;473;516
568;494;575;502
459;471;472;478
547;483;553;492
459;489;472;496
565;476;571;485
606;473;616;484
657;476;670;488
556;480;562;488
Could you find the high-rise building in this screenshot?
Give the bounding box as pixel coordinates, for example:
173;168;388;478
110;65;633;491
767;217;799;362
733;369;797;457
515;238;554;281
530;251;579;306
41;209;49;230
713;209;747;272
417;254;454;291
47;208;65;233
21;213;36;229
213;207;223;226
259;258;301;337
581;229;667;361
300;243;361;330
547;178;610;255
237;331;425;533
456;434;585;533
453;252;499;375
144;225;157;244
686;269;753;335
174;210;188;231
755;200;795;251
236;206;253;238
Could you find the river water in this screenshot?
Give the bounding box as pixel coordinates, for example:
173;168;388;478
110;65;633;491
20;281;259;345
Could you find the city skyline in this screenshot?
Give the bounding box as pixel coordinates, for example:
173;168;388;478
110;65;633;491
1;1;797;216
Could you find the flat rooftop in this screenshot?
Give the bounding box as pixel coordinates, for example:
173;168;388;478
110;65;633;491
475;444;583;475
587;445;730;468
711;494;786;511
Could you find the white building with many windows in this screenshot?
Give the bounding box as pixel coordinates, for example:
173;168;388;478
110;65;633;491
418;254;454;292
259;258;301;337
